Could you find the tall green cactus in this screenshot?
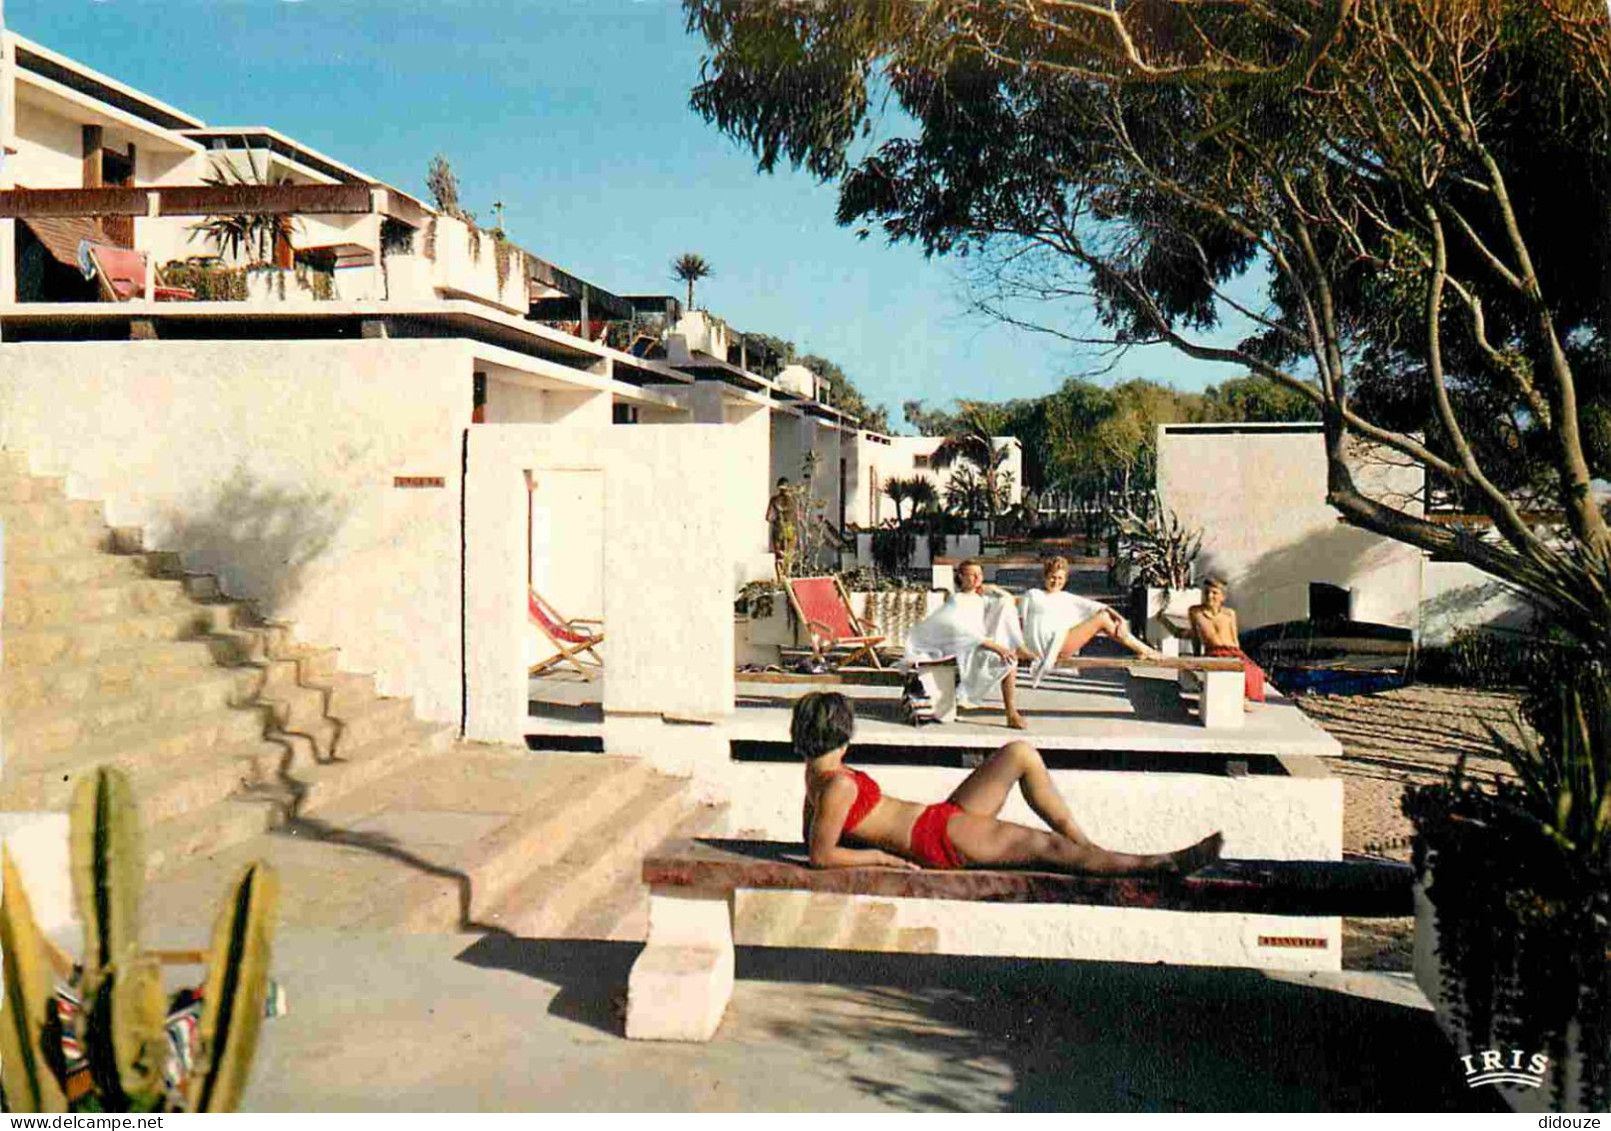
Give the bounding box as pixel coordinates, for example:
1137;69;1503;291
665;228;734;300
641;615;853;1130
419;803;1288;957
0;850;68;1113
185;863;279;1113
0;767;279;1112
69;769;165;1107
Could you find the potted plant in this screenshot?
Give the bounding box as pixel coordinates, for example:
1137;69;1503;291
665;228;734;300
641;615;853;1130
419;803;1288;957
1115;493;1202;640
1404;662;1610;1113
188;154;302;302
0;767;279;1112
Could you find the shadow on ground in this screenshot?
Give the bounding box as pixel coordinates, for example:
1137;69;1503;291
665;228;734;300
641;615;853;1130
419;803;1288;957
455;935;1497;1112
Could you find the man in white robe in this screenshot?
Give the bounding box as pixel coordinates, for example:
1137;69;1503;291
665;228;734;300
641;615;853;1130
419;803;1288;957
903;561;1027;728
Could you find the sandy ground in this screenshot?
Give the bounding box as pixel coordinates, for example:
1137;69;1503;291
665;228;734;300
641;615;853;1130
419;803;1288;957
1296;685;1523;972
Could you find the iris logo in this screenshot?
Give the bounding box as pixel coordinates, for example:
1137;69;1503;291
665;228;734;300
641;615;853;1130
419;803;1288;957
1460;1048;1549;1090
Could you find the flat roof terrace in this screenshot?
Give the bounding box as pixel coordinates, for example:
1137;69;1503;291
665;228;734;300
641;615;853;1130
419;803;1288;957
0;299;695;389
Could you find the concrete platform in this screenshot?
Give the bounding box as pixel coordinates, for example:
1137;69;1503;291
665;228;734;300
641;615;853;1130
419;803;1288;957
231;928;1495;1111
528;666;1342;760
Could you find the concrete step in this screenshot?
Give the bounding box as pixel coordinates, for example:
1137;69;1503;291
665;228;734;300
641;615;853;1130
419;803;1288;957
141;748;637;933
561;802;729;942
263;686;415;761
4;602;249;668
0;475;64;504
4;639;226;710
4;576;192;629
0;498;107;536
142;721;452;876
0;703;271;811
5;664;254;759
1;521;113;559
477;772;699;938
5;548;153;592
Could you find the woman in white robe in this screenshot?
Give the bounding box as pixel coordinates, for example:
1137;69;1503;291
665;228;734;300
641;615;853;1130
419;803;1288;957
903;560;1028;729
1021;557;1159;687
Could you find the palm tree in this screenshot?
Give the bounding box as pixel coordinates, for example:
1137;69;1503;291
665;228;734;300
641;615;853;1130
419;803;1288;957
188;152;299;266
930;410;1011;532
882;477;913;526
906;477;939;517
671;252;714;310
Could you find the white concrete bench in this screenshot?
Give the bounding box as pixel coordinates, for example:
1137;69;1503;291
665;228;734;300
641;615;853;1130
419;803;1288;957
915;654;1249;730
625;838;1414;1041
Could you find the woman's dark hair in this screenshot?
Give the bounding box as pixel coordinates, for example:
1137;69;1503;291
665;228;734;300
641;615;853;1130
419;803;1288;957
791;692;855;760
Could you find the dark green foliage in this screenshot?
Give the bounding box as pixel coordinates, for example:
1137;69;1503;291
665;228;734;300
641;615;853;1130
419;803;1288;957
1405;665;1611;1112
158;261;247;302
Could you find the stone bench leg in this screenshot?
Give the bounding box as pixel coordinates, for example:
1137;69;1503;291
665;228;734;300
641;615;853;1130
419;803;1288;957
1198;669;1245;730
626;885;735;1042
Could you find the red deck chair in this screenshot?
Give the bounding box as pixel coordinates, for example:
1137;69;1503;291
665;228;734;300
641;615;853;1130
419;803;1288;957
84;243;195;302
783;575;885;669
528;587;604;677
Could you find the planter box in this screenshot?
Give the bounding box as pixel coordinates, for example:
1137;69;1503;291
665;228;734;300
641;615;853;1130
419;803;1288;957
743;595;796;647
1414;864;1602;1113
1144;586;1201;648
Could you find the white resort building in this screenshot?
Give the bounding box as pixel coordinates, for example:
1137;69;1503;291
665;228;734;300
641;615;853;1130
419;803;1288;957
0;28;1444;1091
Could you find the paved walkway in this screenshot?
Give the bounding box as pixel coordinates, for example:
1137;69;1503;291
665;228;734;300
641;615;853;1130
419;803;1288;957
238;929;1498;1112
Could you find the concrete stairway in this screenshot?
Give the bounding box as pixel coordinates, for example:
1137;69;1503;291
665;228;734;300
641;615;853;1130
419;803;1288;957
0;451;451;877
0;452;719;941
142;748;727;937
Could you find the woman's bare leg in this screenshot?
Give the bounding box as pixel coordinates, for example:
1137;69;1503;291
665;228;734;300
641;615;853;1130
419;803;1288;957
1057;609;1158;661
948;740;1082;841
947;815;1223;876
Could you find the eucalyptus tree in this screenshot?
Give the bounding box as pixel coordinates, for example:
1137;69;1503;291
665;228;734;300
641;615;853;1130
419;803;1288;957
686;0;1611;655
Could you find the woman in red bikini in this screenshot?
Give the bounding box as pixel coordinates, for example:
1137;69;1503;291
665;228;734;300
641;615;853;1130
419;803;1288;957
795;692;1223;873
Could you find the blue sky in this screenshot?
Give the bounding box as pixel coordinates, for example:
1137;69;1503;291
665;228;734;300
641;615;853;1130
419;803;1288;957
9;0;1255;428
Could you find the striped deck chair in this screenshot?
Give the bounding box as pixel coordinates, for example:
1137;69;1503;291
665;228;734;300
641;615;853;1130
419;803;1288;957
528;587;604;677
783;575;885;669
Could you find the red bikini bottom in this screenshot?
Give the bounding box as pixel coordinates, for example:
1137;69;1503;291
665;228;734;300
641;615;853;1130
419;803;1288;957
909;802;966;869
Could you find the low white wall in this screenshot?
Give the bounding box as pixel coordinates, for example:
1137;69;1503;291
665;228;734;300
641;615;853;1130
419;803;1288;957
466;424;744;741
1419;560;1534;645
1157;426;1425;631
738;890;1340;970
719;761;1341;860
0;339;471;720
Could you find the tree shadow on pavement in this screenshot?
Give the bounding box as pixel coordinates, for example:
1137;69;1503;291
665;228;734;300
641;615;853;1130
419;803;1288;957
453;935;1501;1112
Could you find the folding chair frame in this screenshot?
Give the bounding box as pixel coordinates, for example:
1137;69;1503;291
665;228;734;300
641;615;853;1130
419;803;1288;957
779;569;886;670
528;588;605;678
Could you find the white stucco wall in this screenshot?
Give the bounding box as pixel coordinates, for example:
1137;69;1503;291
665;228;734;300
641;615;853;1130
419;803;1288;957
0;339;471;720
429;215;529;313
1157;425;1425;631
11;99;81;187
466;423;744;741
881;435;1024;509
1419;559;1535;645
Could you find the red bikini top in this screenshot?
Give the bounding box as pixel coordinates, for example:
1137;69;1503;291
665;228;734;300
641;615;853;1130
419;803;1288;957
834;767;882;834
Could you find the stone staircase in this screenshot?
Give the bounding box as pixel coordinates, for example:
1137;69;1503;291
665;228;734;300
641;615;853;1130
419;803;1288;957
0;450;719;940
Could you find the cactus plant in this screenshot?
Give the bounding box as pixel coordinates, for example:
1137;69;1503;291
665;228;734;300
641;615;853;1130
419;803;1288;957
0;767;279;1112
0;850;69;1113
